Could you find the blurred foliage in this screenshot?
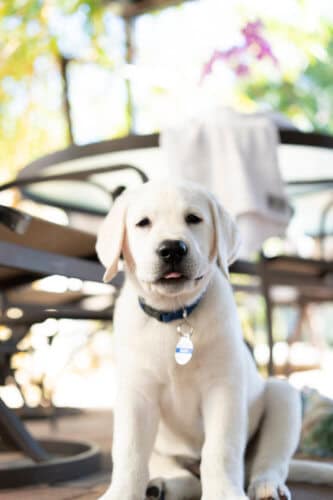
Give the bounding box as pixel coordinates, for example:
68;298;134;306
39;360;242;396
240;19;333;132
300;388;333;458
0;0;122;183
302;413;333;457
2;0;333;183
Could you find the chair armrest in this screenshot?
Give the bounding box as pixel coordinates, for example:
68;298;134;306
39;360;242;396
0;205;31;234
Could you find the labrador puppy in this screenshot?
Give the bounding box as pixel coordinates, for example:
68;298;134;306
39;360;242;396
96;180;332;500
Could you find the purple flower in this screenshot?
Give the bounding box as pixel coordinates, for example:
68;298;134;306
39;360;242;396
235;63;250;76
201;19;278;82
256;40;278;64
242;20;278;64
242;20;264;43
223;45;244;60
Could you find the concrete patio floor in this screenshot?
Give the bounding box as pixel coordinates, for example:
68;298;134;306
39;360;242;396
1;409;332;499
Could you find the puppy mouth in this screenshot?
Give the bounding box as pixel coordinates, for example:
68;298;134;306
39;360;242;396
157;271;188;285
155;271;204;285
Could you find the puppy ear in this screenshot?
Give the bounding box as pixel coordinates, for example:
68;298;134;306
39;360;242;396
209;195;241;280
96;193;128;283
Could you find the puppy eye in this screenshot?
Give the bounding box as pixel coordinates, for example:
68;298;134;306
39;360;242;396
136;217;151;228
185;213;203;224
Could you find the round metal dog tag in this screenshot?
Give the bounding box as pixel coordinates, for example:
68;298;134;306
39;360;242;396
175;335;194;365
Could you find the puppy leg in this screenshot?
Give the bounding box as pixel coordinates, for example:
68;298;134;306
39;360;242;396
100;383;159;500
247;379;302;500
199;381;249;500
146;452;201;500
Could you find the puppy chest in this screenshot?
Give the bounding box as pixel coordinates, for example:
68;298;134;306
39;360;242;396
159;366;204;442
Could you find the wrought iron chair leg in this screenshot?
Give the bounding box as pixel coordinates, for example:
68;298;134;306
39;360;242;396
0;397;102;488
0;397;49;462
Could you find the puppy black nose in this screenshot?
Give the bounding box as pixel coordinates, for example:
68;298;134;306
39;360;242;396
157;240;188;264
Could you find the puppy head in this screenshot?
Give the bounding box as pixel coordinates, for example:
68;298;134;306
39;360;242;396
96;181;240;300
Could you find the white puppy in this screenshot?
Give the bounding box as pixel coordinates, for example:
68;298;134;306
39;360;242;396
96;180;332;500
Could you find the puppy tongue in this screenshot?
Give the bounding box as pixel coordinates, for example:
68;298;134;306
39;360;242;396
164;272;182;279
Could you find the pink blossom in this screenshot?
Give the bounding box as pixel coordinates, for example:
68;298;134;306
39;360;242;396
242;20;264;43
235;63;249;76
201;19;278;82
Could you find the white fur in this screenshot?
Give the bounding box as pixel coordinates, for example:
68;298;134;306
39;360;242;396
96;181;332;500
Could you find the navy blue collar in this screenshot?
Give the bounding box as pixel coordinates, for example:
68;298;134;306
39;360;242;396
138;295;203;323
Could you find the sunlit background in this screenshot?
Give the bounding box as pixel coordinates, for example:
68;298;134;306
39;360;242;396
1;0;333;412
3;0;333;180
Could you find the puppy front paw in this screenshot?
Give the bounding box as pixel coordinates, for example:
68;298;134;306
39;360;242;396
248;479;291;500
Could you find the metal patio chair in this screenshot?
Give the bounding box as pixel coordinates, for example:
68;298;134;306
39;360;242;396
0;163;146;488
